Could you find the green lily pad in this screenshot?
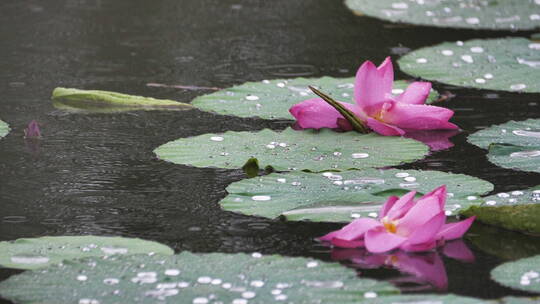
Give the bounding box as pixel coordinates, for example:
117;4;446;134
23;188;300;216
0;236;174;270
399;38;540;93
221;169;493;222
366;294;488;304
191;77;438;120
461;185;540;235
0;252;398;304
344;0;540;30
154;128;428;172
52;87;193;113
491;255;540;294
467;119;540;173
0;119;9;139
498;297;540;304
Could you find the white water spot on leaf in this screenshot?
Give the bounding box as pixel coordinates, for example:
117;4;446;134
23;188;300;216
351;153;369;159
252;195;271;201
10;255;50;265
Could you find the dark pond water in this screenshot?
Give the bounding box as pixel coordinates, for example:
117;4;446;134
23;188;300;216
1;0;540;302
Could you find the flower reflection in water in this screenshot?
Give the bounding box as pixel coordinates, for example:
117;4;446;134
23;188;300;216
330;240;474;291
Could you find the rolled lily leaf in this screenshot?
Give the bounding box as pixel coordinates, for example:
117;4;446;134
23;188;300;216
0;119;9;139
461;186;540;235
52;87;193;113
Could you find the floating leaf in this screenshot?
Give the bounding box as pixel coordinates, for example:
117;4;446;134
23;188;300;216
0;252;398;304
0;119;9;139
154;128;428;172
52;87;193;113
399;38;540;93
344;0;540;30
491;255;540;294
462;185;540;235
364;294;488;304
221;169;493;222
499;297;540;304
191;77;437;120
467;119;540;173
0;236;174;270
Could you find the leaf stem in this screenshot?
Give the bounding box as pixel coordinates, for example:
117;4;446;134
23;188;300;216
308;86;369;133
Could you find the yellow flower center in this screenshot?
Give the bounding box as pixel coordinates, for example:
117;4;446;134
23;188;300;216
382;216;398;234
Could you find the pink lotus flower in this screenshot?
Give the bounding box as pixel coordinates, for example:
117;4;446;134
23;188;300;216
289;57;458;136
319;185;475;253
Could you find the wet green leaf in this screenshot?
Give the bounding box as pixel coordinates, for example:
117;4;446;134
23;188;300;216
491;255;540;293
399;38;540;93
344;0;540;30
221;169;493;222
0;252;398;304
192;77;437;120
0;119;9;139
468;119;540;173
52;87;193;113
462;186;540;235
154;128;428;172
0;236;174;270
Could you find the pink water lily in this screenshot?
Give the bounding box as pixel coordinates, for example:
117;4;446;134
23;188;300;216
319;185;475;253
289;57;458;136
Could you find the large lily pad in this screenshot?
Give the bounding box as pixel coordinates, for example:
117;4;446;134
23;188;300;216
52;87;193;113
467;119;540;173
154;128;428;172
399;38;540;93
0;119;9;139
191;77;437;120
462;185;540;234
491;255;540;294
221;169;493;222
0;236;174;270
0;252;398;304
344;0;540;30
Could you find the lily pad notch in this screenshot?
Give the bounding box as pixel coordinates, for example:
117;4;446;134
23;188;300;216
468;118;540;173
